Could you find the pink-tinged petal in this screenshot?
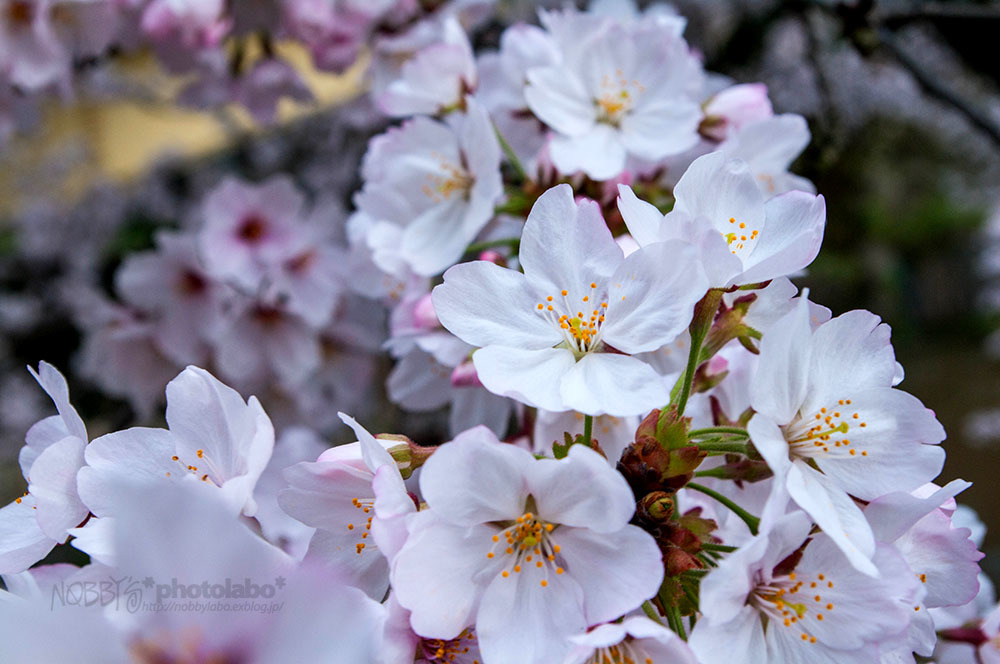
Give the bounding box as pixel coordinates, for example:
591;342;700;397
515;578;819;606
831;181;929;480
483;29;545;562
339;413;395;474
392;512;492;639
524;66;595;135
672;152;766;238
371;466;414;563
892;509;982;608
419;428;532;526
27;362;87;443
526;445;634;533
519;184;623;298
616;184;666;247
549;126;628;180
277;461;374;532
750;296;812;423
476;555;586;664
602;239;707;353
786;462;878;576
620;98;701;160
378;43;470;116
621;616;699;663
474;346;577;412
864;479;971;543
806;310;896;398
765;622;877;664
434;262;561;350
77;428;176;517
165;367;275;511
689;605;767;664
252;564;384;664
0;496;55;574
26;436;87;541
304;529;389;600
21;416;67;479
551;524;663;624
560;352;669;417
738;191;825;285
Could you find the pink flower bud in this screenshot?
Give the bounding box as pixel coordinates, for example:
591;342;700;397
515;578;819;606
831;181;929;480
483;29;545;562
450;360;481;388
412;294;439;330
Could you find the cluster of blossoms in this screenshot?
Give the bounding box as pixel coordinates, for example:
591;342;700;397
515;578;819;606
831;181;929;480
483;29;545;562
0;0;490;139
0;1;996;663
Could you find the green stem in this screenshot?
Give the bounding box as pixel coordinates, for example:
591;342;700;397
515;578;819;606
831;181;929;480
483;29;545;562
466;237;520;255
641;600;664;625
675;289;723;416
668;605;687;640
701;542;737;552
583;414;593;448
494;123;529;182
686;482;760;536
688;426;749;438
694;441;750;455
693;467;734;479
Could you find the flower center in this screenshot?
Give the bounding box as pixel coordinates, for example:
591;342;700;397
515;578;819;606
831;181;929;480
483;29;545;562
236;214;269;243
750;570;838;645
347;497;375;555
167;449;224;486
420;628;479;663
486;511;565;588
720;216;760;258
7;1;34;25
535;283;609;354
421;152;473;204
783;399;869;459
588;641;652;664
595;70;645;126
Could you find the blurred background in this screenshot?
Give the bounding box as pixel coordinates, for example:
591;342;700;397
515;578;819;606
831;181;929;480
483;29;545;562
1;0;999;578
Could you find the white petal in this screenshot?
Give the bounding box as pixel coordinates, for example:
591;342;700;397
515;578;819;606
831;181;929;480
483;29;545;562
551;524;663;624
602;240;707;354
434;262;560;350
738;191;825;284
524;66;595;135
474;346;577;412
419;427;532;526
616;184;666;247
26;436;87;541
560;353;669;417
0;497;55;574
526;445;634;533
549;127;628;180
750;296;812;423
518;184;623;299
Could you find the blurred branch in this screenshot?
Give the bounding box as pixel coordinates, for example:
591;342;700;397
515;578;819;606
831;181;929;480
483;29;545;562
878;2;1000;24
876;27;1000;150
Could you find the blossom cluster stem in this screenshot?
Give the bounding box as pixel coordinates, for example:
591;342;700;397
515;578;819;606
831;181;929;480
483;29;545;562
493;123;529;182
688;426;749;438
674;289;723;416
693;440;750;455
583;414;593;448
686;482;760;535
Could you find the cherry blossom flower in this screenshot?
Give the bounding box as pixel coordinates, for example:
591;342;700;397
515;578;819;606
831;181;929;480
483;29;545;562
278;413;412;599
562;616;698;664
690;511;918;664
0;363;89;574
434;183;707;416
748;298;946;574
524;8;702;180
354;97;502;277
618;151;826;288
391;427;663;664
77;366;275;520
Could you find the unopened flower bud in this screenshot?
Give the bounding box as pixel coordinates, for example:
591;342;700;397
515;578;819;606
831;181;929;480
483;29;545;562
412;294;439;330
450;360;482;388
477;250;507;266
